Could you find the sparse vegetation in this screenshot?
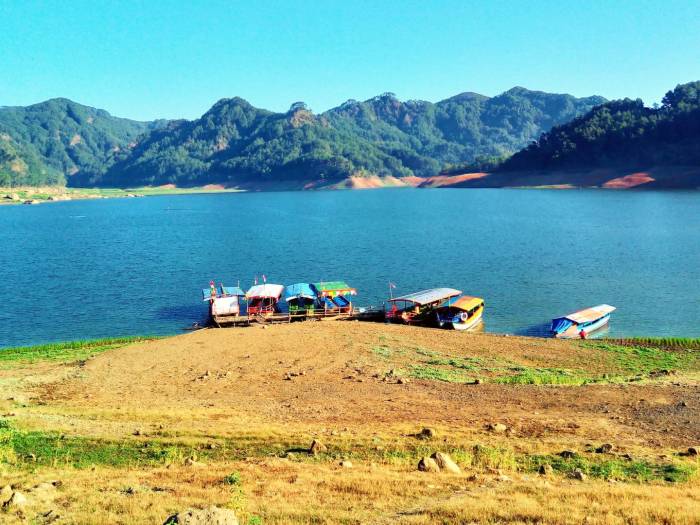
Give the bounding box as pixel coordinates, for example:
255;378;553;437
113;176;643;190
0;336;157;366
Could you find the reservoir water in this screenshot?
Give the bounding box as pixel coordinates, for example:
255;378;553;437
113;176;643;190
1;188;699;347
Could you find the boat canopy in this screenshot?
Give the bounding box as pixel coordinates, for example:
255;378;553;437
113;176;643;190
556;304;616;325
314;281;357;297
441;295;484;311
284;283;317;302
202;285;245;301
389;288;462;306
246;284;284;300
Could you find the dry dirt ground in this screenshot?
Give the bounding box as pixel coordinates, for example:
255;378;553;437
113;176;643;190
1;322;698;524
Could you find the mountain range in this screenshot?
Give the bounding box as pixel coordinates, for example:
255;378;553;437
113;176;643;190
1;88;605;188
3;82;699;190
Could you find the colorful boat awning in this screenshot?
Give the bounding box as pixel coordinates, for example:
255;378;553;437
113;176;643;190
441;295;484;311
284;283;317;302
246;284;284;300
313;281;357;297
202;285;245;301
389;288;462;306
557;304;616;324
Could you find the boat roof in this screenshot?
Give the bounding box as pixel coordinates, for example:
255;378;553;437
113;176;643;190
441;295;484;311
389;288;462;306
202;285;244;301
246;284;284;299
284;283;317;302
555;304;616;324
314;281;357;296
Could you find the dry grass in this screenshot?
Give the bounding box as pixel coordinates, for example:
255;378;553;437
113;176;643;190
1;323;699;523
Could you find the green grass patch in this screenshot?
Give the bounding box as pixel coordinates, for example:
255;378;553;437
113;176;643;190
409;365;473;383
603;337;700;351
491;368;585;385
0;336;158;366
582;341;699;378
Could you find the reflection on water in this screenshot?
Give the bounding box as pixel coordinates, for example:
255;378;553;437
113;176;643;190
1;188;699;347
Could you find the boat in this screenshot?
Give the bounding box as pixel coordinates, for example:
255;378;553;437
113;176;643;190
436;295;484;331
386;288;462;325
202;282;246;326
314;281;357;314
284;283;319;317
246;283;285;316
550;304;616;338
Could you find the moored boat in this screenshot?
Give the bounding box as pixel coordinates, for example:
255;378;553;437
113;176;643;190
284;283;319;317
202;281;246;326
550;304;616;338
314;281;357;314
386;288;462;325
246;283;285;316
436;295;484;330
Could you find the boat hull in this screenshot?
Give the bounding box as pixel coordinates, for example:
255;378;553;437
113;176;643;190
438;307;484;331
556;314;611;339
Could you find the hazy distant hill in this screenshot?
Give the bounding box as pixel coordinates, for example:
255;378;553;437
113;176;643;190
0;98;166;187
91;88;605;188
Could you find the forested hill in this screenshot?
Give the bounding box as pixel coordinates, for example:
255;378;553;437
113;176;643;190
501;81;700;173
0;98;165;187
87;88;605;188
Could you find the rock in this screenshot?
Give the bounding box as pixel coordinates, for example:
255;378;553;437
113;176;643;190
417;457;440;473
3;491;27;509
184;456;204;467
495;474;512;482
570;469;586;481
430;452;461;474
163;506;239;524
309;440;326;455
133;429;143;436
418;427;436;440
0;485;13;504
339;460;353;468
538;464;554;476
682;447;698;456
595;443;614;454
486;423;508;433
558;450;578;459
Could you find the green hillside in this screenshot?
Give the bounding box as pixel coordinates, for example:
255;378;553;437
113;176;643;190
0;98;164;187
501;81;700;171
94;88;604;187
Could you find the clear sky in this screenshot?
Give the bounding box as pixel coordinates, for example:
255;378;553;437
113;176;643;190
1;0;698;121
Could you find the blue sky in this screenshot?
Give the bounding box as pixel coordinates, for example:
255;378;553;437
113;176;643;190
1;0;698;121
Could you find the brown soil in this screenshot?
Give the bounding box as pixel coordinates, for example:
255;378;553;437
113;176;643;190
44;323;699;447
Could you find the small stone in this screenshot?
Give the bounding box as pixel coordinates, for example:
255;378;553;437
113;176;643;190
570;469;586;481
486;423;508;433
309;440;326;455
595;443;614;453
559;450;578;459
133;429;143;436
397;377;409;385
473;378;482;385
417;428;436;440
417;457;440;473
496;474;512;482
339;460;353;468
3;491;27;509
538;464;554;476
0;485;12;504
163;506;239;524
431;452;461;474
206;443;217;450
686;447;698;456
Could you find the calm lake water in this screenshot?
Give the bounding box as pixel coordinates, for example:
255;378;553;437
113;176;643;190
1;188;699;347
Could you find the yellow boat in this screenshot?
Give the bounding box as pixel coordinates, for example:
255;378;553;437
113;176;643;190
436;295;485;331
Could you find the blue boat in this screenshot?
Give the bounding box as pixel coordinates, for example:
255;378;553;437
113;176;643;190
551;304;616;338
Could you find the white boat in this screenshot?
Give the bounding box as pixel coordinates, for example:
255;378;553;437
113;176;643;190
550;304;616;338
